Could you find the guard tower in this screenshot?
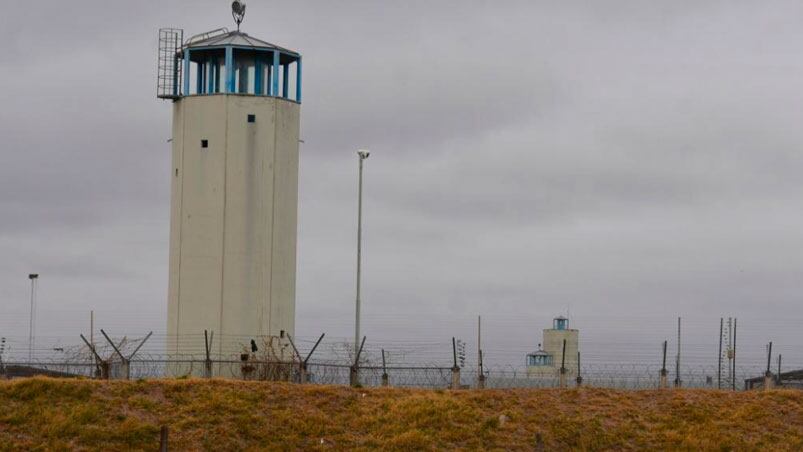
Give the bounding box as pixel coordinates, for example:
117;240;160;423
158;3;302;363
527;316;580;378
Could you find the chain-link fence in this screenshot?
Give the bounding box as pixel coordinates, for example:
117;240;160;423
0;355;786;390
0;330;798;390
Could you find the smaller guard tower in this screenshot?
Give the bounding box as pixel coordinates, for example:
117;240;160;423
527;316;580;378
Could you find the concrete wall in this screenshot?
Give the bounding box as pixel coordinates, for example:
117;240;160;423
167;94;299;359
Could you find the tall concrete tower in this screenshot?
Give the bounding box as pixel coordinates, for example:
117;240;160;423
158;10;301;358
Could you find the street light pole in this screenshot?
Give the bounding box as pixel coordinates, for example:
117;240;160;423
28;273;39;364
355;150;370;358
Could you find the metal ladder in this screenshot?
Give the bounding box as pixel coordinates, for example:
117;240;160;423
157;28;184;99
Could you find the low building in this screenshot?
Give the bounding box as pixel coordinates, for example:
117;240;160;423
526;316;579;378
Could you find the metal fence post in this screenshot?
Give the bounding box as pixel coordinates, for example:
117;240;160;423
674;317;682;388
660;340;668;389
80;333;109;380
204;330;213;378
286;334;304;383
301;333;325;384
732;318;737;391
575;351;583;387
450;337;461;389
350;336;366;387
764;342;774;390
381;349;389;387
477;349;486;389
718;318;723;389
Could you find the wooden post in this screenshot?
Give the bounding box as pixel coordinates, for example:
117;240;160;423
559;339;567;388
660;340;668;389
381;349;389;387
160;426;168;452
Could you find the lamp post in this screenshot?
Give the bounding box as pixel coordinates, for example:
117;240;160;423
355;150;370;358
28;273;39;364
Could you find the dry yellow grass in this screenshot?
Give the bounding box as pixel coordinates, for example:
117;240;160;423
0;377;801;451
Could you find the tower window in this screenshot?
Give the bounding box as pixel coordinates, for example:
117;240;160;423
248;114;256;123
201;139;208;148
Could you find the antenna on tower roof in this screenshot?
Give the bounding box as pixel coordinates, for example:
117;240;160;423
232;1;246;31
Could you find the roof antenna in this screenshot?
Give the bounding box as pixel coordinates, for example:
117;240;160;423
232;1;246;31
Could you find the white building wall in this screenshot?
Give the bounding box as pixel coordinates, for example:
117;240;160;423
167;94;299;359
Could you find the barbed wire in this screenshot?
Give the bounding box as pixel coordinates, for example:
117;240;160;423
0;327;798;391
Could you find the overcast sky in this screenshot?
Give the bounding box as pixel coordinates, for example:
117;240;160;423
1;1;802;367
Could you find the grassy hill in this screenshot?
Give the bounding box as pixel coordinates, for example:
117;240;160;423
0;378;801;450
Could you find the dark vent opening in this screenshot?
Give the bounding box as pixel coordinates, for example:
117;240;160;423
247;114;256;123
201;139;208;148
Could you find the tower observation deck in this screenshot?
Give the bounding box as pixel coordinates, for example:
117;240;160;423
158;28;301;102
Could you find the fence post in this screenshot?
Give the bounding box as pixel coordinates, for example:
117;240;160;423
301;333;325;384
660;340;668;389
575;351;583;387
764;342;774;390
558;339;567;389
100;329;129;379
159;425;168;452
99;329;151;380
80;333;109;380
718;318;723;389
381;349;389;387
100;361;110;380
477;349;486;389
674;317;682;388
732;318;737;391
777;354;782;387
450;337;461;389
286;334;304;383
204;330;213;378
350;336;366;387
